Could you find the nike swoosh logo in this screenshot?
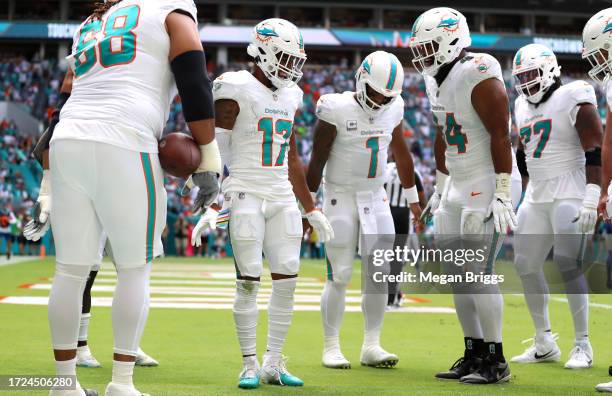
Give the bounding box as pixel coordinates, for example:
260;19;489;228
534;350;553;359
470;192;482;197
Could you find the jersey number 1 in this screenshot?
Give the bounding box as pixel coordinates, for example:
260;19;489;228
259;117;293;167
74;5;140;77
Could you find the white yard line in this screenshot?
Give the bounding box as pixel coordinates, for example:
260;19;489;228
0;296;455;313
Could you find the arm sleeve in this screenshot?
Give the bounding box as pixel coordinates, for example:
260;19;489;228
465;54;504;94
315;95;337;127
158;0;198;25
568;82;598;126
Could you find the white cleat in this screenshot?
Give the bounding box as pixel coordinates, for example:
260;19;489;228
322;347;351;369
596;381;612;392
135;348;158;367
104;382;149;396
360;345;398;368
511;333;561;364
77;346;101;368
260;353;304;387
565;341;593;369
49;381;98;396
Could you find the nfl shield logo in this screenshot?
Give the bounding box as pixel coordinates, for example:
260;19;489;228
346;120;357;131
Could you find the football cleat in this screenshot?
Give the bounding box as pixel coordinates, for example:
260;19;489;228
238;356;260;389
77;346;102;368
104;382;149;396
565;341;593;369
596;381;612;392
322;347;351;369
260;354;304;387
460;355;511;384
360;345;398;368
135;348;158;367
49;382;98;396
435;355;481;380
510;333;561;364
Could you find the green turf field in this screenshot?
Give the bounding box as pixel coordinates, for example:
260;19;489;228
1;256;611;395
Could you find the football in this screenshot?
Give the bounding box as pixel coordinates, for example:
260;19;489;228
158;133;201;179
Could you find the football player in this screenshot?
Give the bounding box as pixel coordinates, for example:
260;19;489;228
24;0;221;395
26;76;159;371
306;51;422;369
581;8;612;392
510;44;602;369
582;8;612;223
409;7;519;384
191;18;334;389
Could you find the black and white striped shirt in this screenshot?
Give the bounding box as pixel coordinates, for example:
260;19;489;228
384;162;423;208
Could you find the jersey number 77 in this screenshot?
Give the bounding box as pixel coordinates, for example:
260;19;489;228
74;5;141;77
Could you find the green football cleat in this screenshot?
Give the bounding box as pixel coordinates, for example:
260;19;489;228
261;354;304;387
238;357;261;390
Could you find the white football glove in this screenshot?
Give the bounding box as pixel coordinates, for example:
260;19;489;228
486;173;517;234
304;210;334;243
191;207;219;247
573;183;600;234
23;170;51;241
420;170;448;223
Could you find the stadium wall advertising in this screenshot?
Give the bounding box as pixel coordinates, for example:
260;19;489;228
0;21;583;54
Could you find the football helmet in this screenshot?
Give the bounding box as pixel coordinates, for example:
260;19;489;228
582;8;612;82
247;18;306;88
355;51;404;114
512;44;561;104
409;7;471;76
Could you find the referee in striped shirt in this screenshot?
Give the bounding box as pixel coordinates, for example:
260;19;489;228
384;161;425;308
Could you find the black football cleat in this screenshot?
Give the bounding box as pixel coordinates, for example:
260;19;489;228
460;355;511;384
435;356;481;380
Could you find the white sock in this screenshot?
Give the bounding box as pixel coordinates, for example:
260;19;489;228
324;336;341;352
520;272;551;335
474;292;504;343
78;313;91;342
55;357;77;376
567;293;589;342
112;360;135;386
361;292;386;347
267;277;297;354
49;263;89;349
452;293;483;339
321;281;346;338
233;280;259;356
112;265;150;356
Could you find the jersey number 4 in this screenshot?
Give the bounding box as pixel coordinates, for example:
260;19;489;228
258;117;293;167
519;119;552;158
442;113;468;154
74;5;141;77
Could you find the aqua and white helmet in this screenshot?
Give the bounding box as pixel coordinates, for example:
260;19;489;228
582;8;612;83
512;44;561;104
247;18;306;88
409;7;471;76
355;51;404;114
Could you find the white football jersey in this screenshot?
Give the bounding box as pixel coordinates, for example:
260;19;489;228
214;70;303;202
514;81;596;203
425;53;503;180
316;91;404;192
53;0;197;153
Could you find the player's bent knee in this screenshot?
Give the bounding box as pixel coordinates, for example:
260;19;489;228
55;262;91;281
462;211;486;235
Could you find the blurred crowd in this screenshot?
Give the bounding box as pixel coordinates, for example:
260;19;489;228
0;56;609;258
